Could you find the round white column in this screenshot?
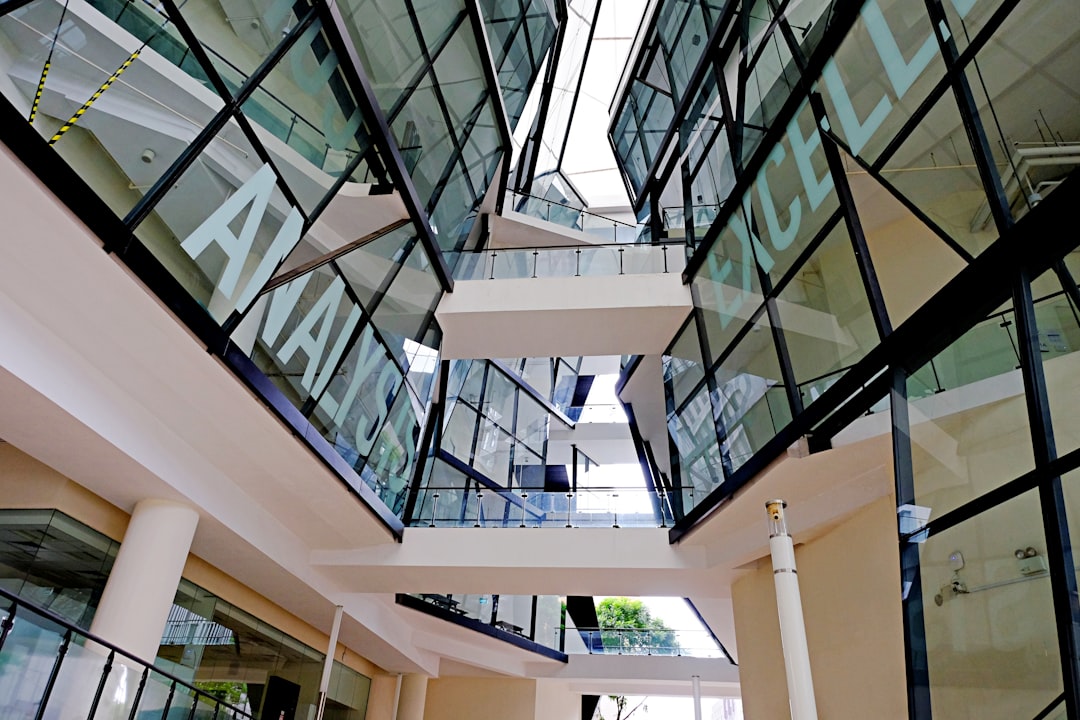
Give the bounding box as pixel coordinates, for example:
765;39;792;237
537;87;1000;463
90;499;199;661
396;674;429;720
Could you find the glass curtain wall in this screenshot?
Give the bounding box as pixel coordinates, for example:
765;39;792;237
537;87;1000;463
617;0;1080;523
0;0;545;531
615;0;1080;716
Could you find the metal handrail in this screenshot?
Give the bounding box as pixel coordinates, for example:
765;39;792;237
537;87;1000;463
0;585;255;718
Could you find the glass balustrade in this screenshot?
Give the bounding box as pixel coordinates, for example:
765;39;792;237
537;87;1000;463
453;242;685;281
508;190;644;243
568;628;726;658
410;486;676;528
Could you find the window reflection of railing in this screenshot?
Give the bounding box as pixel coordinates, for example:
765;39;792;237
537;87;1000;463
453;242;686;281
570;628;726;659
508;190;647;243
410;486;676;528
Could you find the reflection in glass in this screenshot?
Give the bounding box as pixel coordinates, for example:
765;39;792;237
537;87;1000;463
916;489;1061;719
907;313;1033;518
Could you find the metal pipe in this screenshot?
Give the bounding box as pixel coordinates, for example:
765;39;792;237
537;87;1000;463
692;674;703;720
766;500;818;720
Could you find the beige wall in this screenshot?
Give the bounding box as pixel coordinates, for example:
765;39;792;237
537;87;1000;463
732;495;907;720
424;677;538;720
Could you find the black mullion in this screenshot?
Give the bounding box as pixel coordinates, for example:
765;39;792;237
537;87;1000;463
924;0;1012;235
552;0;604;170
1053;261;1080;320
872;0;1021;175
403;359;451;525
364;236;422;318
810;92;892;339
828;126;976;264
515;0;566;190
468;363;491;466
319;1;454;292
742;194;804;416
384;11;470;124
616;0;743;214
891;367;932;720
299;254;421;418
1013;270;1080;716
682;0;868;281
228;110;309;222
303;141;391;227
464;0;514;178
425;94;490;216
672;171;1080;541
122;7;319;230
402;15;471;175
159;0;237;104
906;444;1080;544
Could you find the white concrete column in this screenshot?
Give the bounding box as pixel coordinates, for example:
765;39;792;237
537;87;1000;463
692;674;703;720
396;674;429;720
90;499;199;661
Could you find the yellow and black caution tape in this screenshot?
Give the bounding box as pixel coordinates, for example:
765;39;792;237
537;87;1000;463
28;61;50;125
28;0;69;126
48;49;140;145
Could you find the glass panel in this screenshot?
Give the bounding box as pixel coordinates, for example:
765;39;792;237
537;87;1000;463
372;242;442;374
242;265;366;410
820;0;946;165
879;90;992;257
854;162;969;326
175;0;305;78
314;224;414;311
667;383;723;514
40;639;115;720
342;0;428;112
961;2;1080;227
309;323;404;478
1035;272;1080;458
777;223;879;406
0;1;222;220
134;125;303;324
908;314;1032;518
694;204;765;365
712;313;792;474
240;17;376;215
0;613;64;718
360;386;421;514
666;319;706;411
917;489;1062;719
749;101;840;286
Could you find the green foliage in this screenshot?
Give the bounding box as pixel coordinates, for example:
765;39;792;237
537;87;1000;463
596;598;679;655
193;681;247;706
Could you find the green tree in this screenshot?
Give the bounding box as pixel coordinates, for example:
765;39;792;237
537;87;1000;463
595;598;679;720
193;681;247;706
596;597;678;655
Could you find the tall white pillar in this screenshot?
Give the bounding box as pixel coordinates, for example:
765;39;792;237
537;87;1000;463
766;499;818;720
90;499;199;661
691;674;703;720
396;674;428;720
315;605;345;720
